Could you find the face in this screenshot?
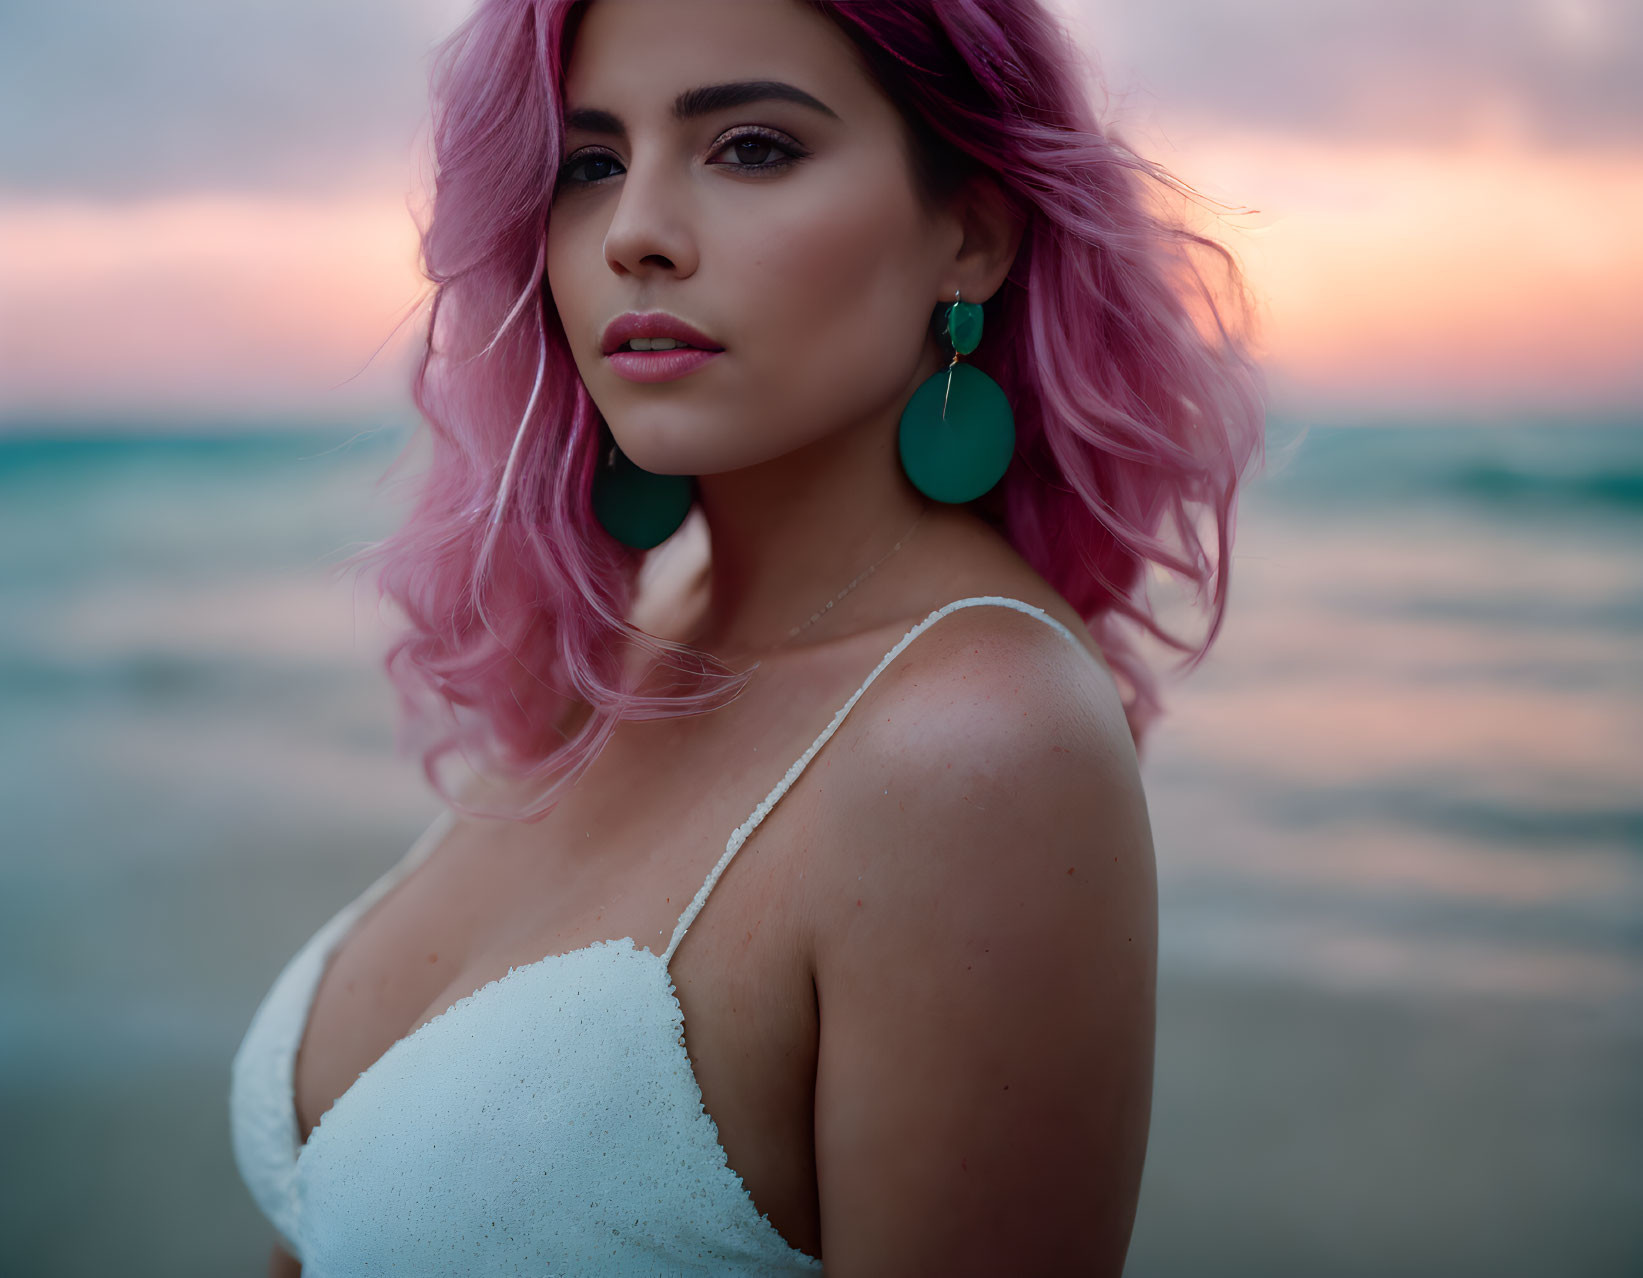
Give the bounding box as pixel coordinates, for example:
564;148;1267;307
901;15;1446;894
545;0;964;478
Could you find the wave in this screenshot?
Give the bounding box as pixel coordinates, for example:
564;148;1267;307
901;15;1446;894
1255;416;1643;514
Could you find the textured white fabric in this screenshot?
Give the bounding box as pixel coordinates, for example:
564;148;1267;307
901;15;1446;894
229;596;1084;1274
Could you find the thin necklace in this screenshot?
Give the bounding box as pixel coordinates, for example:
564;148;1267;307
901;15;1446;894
772;505;929;650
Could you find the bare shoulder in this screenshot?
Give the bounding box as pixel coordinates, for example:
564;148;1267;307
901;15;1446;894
852;596;1123;750
806;600;1157;1276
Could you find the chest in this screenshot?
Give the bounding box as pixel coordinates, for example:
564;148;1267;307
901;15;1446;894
290;672;854;1260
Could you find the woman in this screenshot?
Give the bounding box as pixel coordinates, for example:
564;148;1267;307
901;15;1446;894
230;0;1265;1273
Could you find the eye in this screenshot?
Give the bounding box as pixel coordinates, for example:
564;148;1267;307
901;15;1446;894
556;150;623;187
706;127;805;174
554;127;807;189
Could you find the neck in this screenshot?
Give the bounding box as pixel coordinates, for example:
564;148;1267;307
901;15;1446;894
690;400;932;658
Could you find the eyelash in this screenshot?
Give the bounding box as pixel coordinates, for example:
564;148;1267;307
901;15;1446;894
555;126;806;188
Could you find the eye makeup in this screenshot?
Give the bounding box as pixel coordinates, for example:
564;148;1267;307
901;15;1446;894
556;125;810;188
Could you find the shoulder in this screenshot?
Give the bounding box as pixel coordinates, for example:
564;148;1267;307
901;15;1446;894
825;598;1134;831
805;600;1157;1272
812;596;1151;966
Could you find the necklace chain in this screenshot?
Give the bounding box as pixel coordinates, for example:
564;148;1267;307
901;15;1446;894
773;506;929;649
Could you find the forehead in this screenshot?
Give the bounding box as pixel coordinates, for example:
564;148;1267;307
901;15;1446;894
562;0;871;119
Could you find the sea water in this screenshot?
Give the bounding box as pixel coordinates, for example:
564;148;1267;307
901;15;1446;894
1;414;1638;1275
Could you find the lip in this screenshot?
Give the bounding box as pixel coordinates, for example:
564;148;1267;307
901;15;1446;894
600;311;724;357
606;347;724;384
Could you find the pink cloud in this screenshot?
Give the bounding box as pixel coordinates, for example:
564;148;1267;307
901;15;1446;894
6;128;1640;423
0;193;427;420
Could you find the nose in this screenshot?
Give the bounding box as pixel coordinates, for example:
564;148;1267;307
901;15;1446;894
601;144;699;281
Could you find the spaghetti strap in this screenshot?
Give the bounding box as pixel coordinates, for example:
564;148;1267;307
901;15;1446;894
660;595;1084;965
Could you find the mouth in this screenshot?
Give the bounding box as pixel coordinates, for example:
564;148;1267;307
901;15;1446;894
609;338;720;353
599;311;725;357
604;344;725;385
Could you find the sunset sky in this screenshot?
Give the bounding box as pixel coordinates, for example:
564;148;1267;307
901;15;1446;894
1;0;1637;426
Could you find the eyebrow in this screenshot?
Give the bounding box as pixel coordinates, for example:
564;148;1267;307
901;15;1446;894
563;80;840;137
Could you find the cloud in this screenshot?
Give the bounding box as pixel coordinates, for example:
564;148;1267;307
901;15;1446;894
0;192;426;418
3;0;1636;202
0;0;466;198
1175;133;1643;416
3;0;1638;423
1060;0;1642;149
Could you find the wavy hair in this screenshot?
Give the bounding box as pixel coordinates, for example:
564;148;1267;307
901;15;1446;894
345;0;1268;821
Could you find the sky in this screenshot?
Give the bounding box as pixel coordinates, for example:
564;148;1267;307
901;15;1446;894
0;0;1638;426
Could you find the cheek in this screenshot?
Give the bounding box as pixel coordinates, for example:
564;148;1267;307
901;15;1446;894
724;162;935;411
545;222;593;344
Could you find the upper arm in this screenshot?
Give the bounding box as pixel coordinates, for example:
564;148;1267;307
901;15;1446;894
810;613;1157;1276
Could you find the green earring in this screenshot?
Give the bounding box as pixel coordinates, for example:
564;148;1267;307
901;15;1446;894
897;289;1015;503
590;431;695;549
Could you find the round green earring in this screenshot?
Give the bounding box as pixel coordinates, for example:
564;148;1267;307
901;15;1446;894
897;289;1016;503
590;431;695;549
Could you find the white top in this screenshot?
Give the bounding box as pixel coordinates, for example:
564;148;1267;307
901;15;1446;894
228;596;1085;1275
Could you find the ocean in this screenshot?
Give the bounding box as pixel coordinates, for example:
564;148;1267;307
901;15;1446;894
1;415;1638;1275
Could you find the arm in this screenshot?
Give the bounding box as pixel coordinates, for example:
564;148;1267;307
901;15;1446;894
268;1241;301;1277
810;615;1157;1276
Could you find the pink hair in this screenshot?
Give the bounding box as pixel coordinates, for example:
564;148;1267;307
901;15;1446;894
344;0;1267;821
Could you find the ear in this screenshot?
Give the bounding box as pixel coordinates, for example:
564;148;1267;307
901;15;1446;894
939;174;1025;306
